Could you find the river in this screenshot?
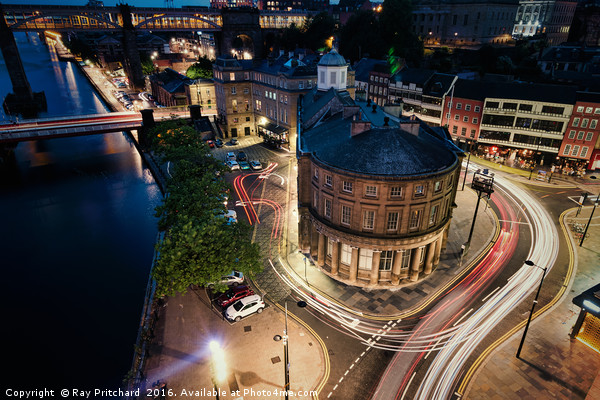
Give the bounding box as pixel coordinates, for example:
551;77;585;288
0;33;161;394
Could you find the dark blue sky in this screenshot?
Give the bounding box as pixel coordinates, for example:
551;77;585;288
6;0;343;7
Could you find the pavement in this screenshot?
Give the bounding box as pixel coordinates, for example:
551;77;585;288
139;141;600;399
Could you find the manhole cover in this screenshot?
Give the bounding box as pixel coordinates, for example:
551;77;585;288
271;356;281;364
244;325;252;332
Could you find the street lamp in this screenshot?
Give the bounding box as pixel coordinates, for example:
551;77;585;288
579;196;599;247
209;340;226;399
461;140;473;191
516;260;548;359
465;169;495;251
274;303;290;400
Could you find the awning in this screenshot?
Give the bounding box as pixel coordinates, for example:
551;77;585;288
258;122;287;135
573;283;600;318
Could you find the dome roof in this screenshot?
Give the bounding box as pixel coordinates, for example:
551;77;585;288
318;49;347;67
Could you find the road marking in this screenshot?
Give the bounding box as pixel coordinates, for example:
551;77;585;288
481;286;500;302
400;372;416;400
453;308;473;327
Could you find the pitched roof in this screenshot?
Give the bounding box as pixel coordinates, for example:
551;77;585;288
353;58;387;82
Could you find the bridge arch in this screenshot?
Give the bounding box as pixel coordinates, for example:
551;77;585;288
135;14;222;30
8;12;121;31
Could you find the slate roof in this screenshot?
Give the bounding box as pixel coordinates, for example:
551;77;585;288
424;73;456;96
353;58;387;82
318;49;347;66
150;68;193;94
454;79;486;101
485;81;577;104
301;114;459;177
392;68;436;86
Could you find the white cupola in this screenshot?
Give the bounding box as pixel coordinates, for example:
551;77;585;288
317;48;348;92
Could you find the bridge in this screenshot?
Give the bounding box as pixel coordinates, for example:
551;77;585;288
1;4;308;32
1;3;310;116
0;110;192;144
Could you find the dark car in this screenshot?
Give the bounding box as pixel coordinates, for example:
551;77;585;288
229;138;238;145
216;285;255;308
206;140;215;148
215;138;224;148
237;151;247;162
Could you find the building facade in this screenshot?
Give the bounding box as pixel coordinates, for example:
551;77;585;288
297;51;462;287
558;92;600;169
444;78;486;143
512;0;577;45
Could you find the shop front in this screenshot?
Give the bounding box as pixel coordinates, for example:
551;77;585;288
258;122;289;150
571;283;600;353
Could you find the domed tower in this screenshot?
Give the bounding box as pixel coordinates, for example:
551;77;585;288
317;48;348;92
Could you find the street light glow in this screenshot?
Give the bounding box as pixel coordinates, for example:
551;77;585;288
209;340;227;382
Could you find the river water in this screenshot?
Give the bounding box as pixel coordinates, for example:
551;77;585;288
0;33;161;393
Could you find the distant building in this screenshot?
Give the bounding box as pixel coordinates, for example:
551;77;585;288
257;0;330;11
412;0;518;47
297;50;462;287
210;0;253;9
512;0;577;45
352;58;387;100
568;0;600;46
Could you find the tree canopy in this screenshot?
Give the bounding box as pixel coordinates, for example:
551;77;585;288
186;56;214;80
148;120;262;297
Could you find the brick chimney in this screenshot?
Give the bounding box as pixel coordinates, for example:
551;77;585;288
351;112;371;136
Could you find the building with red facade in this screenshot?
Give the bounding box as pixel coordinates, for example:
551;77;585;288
443;79;485;145
559;92;600;170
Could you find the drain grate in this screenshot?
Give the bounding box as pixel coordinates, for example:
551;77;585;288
271;356;281;364
244;325;252;332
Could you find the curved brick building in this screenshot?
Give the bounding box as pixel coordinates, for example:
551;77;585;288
296;50;462;287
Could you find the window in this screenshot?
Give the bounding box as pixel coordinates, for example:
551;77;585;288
299;81;304;89
577;106;584;113
313;192;318;208
461;127;467;136
572;145;580;156
409;209;422;230
474;106;480;112
319;71;325;84
429;204;439;225
314;168;319;181
452;126;458;134
465;104;471;111
379;251;394;271
390;187;402;197
573;117;580;127
325;175;332;187
414;185;425;197
486;101;500;109
563;144;571;155
243;88;249;94
358;249;373;270
519;104;533;112
456;103;462;110
472;117;478;124
327;238;334;257
568;130;576;139
324;198;332;218
434;181;442;192
231;86;236;94
541;105;564;114
586;107;593;114
343;181;353;193
586;132;594;141
398;250;411;270
330;71;337;83
454;114;460;121
595;108;600;115
232;99;237;112
577;131;585;140
255;100;262;111
229;72;235;81
341;205;352;225
581;147;589;158
591;120;598;129
463;116;469;122
365;185;377;197
387;212;399;231
582;119;589;128
340;244;352;265
363;210;375;230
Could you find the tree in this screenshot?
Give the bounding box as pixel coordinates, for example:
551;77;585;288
152;215;261;297
303;12;337;51
186;56;213;80
279;23;305;51
339;10;387;62
140;53;155;75
379;0;423;64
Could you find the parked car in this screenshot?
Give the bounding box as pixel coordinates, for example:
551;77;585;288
226;160;239;170
250;160;262;170
223;209;237;223
206;140;215;148
239;161;250;170
215;138;224;148
229;138;238;145
226;152;236;161
216;285;255;308
220;271;244;286
236;151;247;162
224;294;265;322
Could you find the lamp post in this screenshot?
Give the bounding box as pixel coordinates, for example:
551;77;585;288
209;340;226;400
274;303;290;400
528;135;542;180
462;140;473;191
466;169;495;250
516;260;548;359
579;197;599;247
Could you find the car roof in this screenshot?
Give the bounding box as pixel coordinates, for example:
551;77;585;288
236;294;262;304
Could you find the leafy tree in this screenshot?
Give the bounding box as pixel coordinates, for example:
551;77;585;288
186;56;214;80
279;23;305;51
379;0;423;64
140;53;156;75
339;10;387;62
303;12;337;51
152;215;261;297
